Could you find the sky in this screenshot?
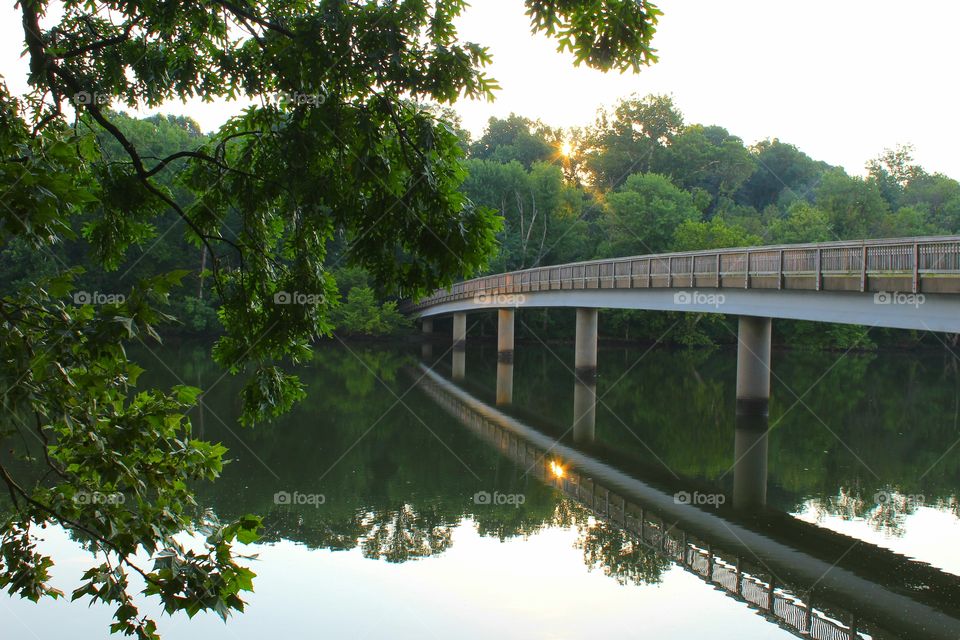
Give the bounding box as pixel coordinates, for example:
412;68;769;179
1;0;958;177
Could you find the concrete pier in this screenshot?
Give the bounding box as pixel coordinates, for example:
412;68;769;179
421;318;433;335
575;308;598;382
736;316;772;416
497;309;515;362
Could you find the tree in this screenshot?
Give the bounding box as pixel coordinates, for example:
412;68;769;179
657;124;756;212
767;201;834;244
598;173;699;256
470;114;558;168
2;0;664;636
814;170;889;238
671;217;761;251
736;139;829;211
901;173;960;233
583;94;684;189
462;159;586;271
867;144;924;209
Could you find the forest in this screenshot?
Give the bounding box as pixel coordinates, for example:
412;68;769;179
5;95;957;349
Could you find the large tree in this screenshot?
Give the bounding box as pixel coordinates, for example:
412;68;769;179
1;0;663;637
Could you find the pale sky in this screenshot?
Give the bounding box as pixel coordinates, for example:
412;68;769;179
2;0;958;177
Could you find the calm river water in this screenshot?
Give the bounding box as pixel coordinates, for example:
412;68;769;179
5;340;960;639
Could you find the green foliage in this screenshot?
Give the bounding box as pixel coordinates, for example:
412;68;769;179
599;173;699;256
462;158;586;271
814;170;889;238
470;114;558;168
767;201;834;243
671;216;761;251
2;0;664;636
331;286;411;337
583;94;684;189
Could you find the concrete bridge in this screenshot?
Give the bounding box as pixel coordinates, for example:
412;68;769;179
411;365;960;640
407;236;960;425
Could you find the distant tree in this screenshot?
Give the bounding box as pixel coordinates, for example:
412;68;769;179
767;201;834;243
583;94;684;189
736;139;829;211
598;173;699;256
901;173;960;233
462;159;585;271
866;144;925;209
470;114;558;168
671;216;761;251
815;170;889;238
657;124;756;211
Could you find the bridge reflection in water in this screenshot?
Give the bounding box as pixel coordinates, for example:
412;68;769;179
413;363;960;640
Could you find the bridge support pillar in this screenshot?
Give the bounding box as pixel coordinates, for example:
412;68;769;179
421;318;433;335
496;309;515;405
575;308;598;382
497;309;515;358
736;316;772;416
452;312;467;381
573;378;597;444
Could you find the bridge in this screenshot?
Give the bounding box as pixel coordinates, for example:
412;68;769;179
411;364;960;640
407;236;960;426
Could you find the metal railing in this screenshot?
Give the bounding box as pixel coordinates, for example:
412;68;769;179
406;236;960;312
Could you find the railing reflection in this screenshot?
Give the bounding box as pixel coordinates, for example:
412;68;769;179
415;364;960;640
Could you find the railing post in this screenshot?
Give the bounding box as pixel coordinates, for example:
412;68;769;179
646;259;652;288
815;248;822;291
667;256;673;288
744;251;750;289
860;244;868;292
913;242;920;293
778;249;784;290
716;253;722;288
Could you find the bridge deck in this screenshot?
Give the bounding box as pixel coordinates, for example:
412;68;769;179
407;236;960;332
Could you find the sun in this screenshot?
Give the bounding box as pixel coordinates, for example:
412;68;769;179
560;141;573;157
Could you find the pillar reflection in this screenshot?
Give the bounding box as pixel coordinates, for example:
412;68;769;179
452;312;466;381
733;413;769;510
496;360;514;406
573;378;597;444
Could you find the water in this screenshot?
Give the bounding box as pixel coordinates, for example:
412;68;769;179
4;340;960;639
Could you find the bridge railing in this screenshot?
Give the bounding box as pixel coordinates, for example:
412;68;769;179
407;236;960;311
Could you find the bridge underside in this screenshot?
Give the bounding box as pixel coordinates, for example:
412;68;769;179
415;287;960;333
